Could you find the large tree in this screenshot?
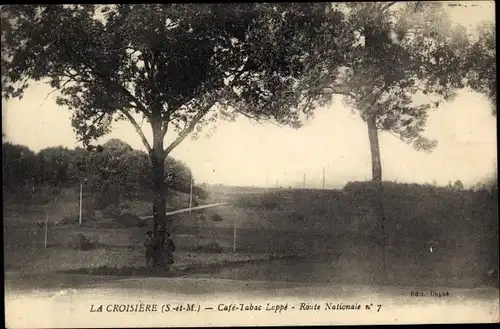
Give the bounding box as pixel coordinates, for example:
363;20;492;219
296;2;496;278
1;4;350;237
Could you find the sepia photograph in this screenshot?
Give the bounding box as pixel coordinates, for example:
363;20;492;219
2;2;498;327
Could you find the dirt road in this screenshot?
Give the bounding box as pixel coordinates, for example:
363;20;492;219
5;257;499;327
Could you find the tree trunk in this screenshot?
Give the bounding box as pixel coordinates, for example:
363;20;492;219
151;148;166;235
150;118;168;267
366;115;390;280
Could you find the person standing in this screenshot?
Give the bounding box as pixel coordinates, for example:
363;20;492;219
164;232;176;266
152;225;165;267
143;230;154;268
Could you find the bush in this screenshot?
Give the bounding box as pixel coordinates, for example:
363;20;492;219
211;213;224;222
193;186;209;200
136;217;148;227
115;212;142;228
55;216;76;226
288;211;306;223
262;201;280;210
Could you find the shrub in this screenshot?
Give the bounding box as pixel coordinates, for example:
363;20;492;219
288;211;306;223
262;201;280;210
193;186;209;200
193;242;223;253
211;213;224;222
102;204;120;218
55;216;76;226
115;211;142;228
136;217;148;227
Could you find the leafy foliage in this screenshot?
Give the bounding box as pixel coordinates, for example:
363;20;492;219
1;4;355;230
305;2;495;152
37;146;74;186
453;180;464;190
2;142;38;190
1;4;349;150
463;21;496;114
2;140;202;204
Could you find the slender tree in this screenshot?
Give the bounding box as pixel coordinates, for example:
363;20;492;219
295;2;496;278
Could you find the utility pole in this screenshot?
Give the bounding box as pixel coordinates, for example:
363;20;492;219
303;172;306;189
233;219;236;253
322;166;325;190
265;171;269;192
44;207;48;248
189;176;194;212
79;182;83;225
79;178;88;225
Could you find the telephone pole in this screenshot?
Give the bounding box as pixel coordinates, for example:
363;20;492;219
322;166;325;190
303;172;306;189
265;171;269;192
79;182;83;225
189;176;194;212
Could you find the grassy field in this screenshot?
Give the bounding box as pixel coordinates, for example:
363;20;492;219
4;182;499;288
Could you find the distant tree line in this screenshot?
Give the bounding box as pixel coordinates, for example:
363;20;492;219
343;180;498;198
2;138;206;207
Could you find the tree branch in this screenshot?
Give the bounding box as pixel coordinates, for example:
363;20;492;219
41;78;72;108
161;95;193;138
322;85;357;99
237;110;279;127
118;85;151;120
62;70;91;84
164;100;216;155
76;112;107;143
120;110;152;153
161;119;169;138
381;2;398;12
161;63;249;142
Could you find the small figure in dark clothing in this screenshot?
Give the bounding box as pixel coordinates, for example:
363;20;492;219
152;225;165;267
164;232;176;265
143;230;154;268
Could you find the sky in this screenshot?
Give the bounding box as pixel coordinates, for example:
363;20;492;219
2;1;497;189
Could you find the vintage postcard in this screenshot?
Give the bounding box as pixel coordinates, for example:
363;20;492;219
3;2;498;327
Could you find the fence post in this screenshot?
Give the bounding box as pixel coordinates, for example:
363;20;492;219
79;182;83;225
233;219;236;253
189;177;193;212
44;207;48;248
322;166;325;190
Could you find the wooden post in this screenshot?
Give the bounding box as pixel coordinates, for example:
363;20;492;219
79;182;83;225
322;166;325;190
233;219;236;253
189;177;193;212
44;208;48;249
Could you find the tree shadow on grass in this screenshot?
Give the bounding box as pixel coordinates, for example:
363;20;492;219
56;253;308;278
53;251;497;289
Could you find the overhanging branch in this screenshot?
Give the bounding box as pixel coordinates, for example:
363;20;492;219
121;110;152;153
119;85;151;120
76;111;107;143
164;100;216;154
41;78;72;107
381;2;398;12
161;95;194;138
322;85;357;99
162;64;249;145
